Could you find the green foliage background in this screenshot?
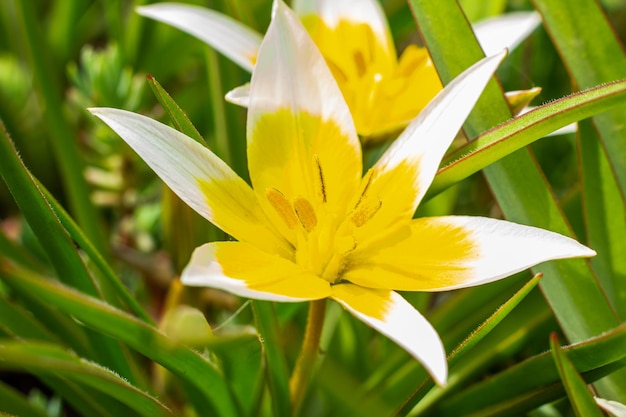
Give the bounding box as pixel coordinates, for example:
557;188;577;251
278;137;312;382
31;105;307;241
0;0;625;416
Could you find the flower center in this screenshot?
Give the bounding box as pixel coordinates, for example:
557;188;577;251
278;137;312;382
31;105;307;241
264;168;385;285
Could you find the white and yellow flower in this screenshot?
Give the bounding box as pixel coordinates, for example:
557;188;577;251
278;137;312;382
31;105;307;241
137;0;540;140
91;2;593;385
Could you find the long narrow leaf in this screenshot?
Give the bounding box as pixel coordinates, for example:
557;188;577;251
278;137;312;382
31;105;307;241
401;274;543;415
532;0;626;201
0;341;175;417
428;323;626;416
427;79;626;198
409;0;622;374
146;75;206;145
532;0;626;328
578;120;626;320
0;380;49;417
252;301;291;417
0;120;140;383
0;262;239;417
14;0;105;249
551;333;605;417
35;179;153;324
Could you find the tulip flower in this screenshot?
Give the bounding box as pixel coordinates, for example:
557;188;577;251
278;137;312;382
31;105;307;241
91;2;593;389
137;0;540;140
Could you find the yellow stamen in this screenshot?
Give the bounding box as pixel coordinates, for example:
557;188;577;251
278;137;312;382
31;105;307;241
266;188;298;229
314;155;326;203
350;199;382;227
293;197;317;233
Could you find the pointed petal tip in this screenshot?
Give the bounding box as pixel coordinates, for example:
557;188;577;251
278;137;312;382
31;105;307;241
225;84;251;107
182;242;331;302
135;4;150;15
331;285;448;386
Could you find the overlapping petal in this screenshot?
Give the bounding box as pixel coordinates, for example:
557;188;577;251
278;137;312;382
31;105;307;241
331;284;447;386
293;0;394;54
474;12;540;57
247;1;361;241
88;108;290;257
182;242;331;302
348;52;506;244
345;216;596;292
595;397;626;417
137;3;262;72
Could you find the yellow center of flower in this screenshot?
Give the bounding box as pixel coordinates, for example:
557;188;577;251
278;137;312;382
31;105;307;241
300;15;444;140
263;164;384;285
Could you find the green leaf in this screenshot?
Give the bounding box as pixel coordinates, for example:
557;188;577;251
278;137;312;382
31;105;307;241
550;333;605;417
429;323;626;416
532;0;626;327
0;120;98;297
35;179;153;324
367;274;529;406
402;274;544;415
408;0;622;373
13;0;105;249
0;120;141;383
0;229;45;273
0;380;49;417
147;75;206;145
252;301;291;417
426;79;626;199
0;262;240;417
0;295;60;342
0;341;175;417
147;75;224;271
578;120;626;320
532;0;626;201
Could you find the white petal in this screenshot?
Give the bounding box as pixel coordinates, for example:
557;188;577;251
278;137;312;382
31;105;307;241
358;51;506;233
331;284;447;386
182;242;331;302
225;83;251;107
346;216;595;292
248;0;357;141
595;397;626;417
474;12;541;56
88;108;288;256
137;3;262;72
417;216;596;291
246;0;362;229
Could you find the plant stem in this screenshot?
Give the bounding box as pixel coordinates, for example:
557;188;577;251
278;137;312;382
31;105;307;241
289;299;327;414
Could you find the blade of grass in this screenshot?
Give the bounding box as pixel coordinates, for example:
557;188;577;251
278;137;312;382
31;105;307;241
409;0;623;389
0;262;240;417
532;0;626;327
0;341;175;417
13;0;105;250
0;230;46;274
0;380;49;417
578;120;626;320
403;284;551;416
426;79;626;199
532;0;626;202
0;120;143;383
0;120;98;296
551;333;605;417
146;75;206;145
430;323;626;416
367;274;529;405
0;296;61;342
206;48;232;164
35;178;153;324
146;75;224;270
252;301;291;417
